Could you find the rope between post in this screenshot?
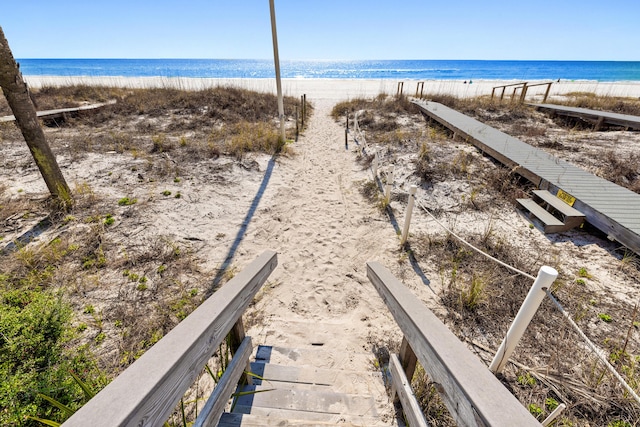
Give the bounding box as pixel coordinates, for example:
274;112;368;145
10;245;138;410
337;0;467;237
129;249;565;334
414;199;536;280
411;196;640;406
544;289;640;406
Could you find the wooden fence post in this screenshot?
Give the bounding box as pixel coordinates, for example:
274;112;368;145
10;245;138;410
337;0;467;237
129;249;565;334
400;185;417;245
385;166;395;203
489;266;558;374
372;151;378;179
397;82;404;97
543;82;552;103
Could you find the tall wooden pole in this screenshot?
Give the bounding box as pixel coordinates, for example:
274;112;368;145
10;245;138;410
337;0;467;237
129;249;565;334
0;26;72;208
269;0;286;143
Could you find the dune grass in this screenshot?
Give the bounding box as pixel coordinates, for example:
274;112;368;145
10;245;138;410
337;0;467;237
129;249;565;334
354;92;640;426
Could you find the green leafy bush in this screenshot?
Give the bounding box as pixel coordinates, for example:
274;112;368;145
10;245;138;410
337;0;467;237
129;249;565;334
0;287;102;425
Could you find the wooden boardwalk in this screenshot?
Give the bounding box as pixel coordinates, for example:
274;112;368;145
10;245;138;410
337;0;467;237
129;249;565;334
529;103;640;130
413;99;640;254
0;101;114;123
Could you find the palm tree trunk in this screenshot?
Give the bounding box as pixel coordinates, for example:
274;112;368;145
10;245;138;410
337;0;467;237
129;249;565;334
0;26;72;208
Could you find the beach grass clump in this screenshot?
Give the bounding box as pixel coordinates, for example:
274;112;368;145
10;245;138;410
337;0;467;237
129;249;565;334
208;121;287;159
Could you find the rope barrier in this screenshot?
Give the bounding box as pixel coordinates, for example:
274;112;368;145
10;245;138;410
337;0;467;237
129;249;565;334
352;109;640;406
411;195;640;406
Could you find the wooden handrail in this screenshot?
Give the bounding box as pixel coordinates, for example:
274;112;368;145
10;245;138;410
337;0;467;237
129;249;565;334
63;250;278;427
366;261;540;427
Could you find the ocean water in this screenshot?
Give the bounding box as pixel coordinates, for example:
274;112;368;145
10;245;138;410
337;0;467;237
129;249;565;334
16;59;640;82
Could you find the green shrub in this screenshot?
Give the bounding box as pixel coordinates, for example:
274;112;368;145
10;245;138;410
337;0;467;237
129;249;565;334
0;289;103;425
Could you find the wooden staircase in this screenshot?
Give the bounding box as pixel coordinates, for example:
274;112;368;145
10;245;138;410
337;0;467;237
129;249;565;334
517;189;585;233
218;321;398;426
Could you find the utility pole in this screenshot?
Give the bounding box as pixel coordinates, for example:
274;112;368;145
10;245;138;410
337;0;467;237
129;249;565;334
269;0;286;144
0;26;72;208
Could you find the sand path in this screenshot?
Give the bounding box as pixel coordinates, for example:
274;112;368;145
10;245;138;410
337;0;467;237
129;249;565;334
236;99;424;355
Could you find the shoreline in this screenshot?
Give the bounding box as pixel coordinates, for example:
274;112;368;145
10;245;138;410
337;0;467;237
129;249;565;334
24;75;640;101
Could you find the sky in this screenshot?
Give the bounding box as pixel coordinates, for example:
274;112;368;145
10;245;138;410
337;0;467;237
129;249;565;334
2;0;639;61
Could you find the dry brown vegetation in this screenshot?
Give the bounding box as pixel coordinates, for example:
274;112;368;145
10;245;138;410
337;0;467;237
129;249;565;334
0;85;309;426
337;94;640;426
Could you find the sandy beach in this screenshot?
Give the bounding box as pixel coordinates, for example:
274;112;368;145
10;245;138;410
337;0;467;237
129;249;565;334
25;75;640;101
4;76;640;424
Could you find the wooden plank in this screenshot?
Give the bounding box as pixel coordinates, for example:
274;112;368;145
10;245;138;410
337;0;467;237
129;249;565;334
414;100;640;254
248;362;386;395
0;101;115;123
232;386;378;416
194;336;253;427
366;261;540;427
532;190;584;218
530;103;640;131
389;354;429;427
517;198;567;233
62;250;277;427
219;410;393;426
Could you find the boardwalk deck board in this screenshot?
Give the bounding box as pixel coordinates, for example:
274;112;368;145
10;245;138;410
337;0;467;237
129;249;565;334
414;100;640;254
0;101;114;123
529;103;640;130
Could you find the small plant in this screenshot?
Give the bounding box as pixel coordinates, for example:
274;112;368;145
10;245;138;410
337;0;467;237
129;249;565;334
162;190;172;196
137;283;148;291
578;267;592;278
598;313;613;323
528;403;543;418
576;278;586;285
76;323;88;332
460;275;485;311
173;177;181;183
545;397;559;411
83;305;95;315
174;192;181;199
157;264;167;275
189;289;198;297
608;421;631;427
103;214;115;226
517;371;536;387
94;332;106;344
118;197;137;206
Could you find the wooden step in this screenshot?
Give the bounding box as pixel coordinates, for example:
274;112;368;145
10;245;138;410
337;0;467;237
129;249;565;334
232;385;380;416
218;411;395;426
532;189;585;229
254;345;377;372
249;362;387;396
516;198;567;233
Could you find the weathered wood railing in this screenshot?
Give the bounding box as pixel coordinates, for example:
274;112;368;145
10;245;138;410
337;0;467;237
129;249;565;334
366;261;541;427
63;250;278;427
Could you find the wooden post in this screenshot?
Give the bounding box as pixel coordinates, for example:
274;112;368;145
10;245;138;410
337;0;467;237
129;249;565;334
346;112;349;131
301;95;305;127
519;83;529;104
397;82;404;97
345;129;348;150
415;81;424;98
269;0;286;143
0;26;72;208
491;87;496;99
500;86;507;100
542;82;552;103
489;266;558;374
400;185;417;245
385;166;395;203
372;151;378;179
399;336;418;381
